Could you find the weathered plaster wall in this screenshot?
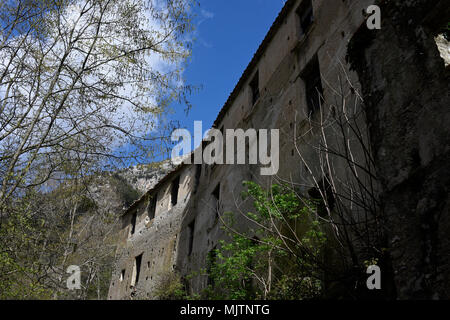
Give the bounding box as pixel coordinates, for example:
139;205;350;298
347;0;450;299
109;0;376;299
109;0;449;300
108;165;196;299
174;0;375;295
178;1;376;292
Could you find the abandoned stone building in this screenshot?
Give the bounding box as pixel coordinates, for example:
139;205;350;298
108;0;450;300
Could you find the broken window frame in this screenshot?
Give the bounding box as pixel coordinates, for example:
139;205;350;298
187;219;195;256
212;183;220;202
147;193;157;220
301;55;324;117
130;211;137;236
171;175;180;207
194;164;202;194
307;175;335;217
296;0;314;37
212;183;221;222
130;253;143;287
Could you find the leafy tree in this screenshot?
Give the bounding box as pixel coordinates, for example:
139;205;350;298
0;0;196;209
199;181;327;300
0;0;197;299
0;194;54;299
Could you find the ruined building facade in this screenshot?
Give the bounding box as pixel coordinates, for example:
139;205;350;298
108;0;450;300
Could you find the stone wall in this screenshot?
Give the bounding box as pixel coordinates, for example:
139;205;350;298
108;0;449;299
108;165;196;299
108;0;375;299
347;0;450;299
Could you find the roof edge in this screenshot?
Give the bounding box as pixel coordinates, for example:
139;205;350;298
212;0;297;128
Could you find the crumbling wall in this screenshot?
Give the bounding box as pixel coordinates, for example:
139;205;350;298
174;0;375;295
108;165;196;299
347;0;450;299
109;0;450;300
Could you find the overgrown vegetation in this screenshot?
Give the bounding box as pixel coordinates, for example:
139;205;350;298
0;196;53;299
153;271;188;300
0;177;120;299
186;181;327;300
0;0;196;299
109;174;141;207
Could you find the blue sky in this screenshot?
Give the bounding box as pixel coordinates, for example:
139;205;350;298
168;0;286;143
115;1;287;166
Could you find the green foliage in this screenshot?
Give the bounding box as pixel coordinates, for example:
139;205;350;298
202;237;261;300
153;271;188;300
269;274;322;300
0;178;120;300
0;199;54;299
363;258;379;268
241;181;303;220
110;174;141;207
0;0;196;300
198;181;327;300
77;195;98;213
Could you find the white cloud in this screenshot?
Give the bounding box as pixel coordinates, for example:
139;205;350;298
200;8;214;19
0;0;193;163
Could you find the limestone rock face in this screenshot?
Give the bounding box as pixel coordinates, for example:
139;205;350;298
86;160;177;216
114;160;176;195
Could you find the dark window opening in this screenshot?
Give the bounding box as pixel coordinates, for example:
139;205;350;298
194;164;202;193
212;183;220;201
132;254;143;286
208;132;223;166
308;176;335;217
212;183;220;222
120;269;125;282
148;194;157;220
301;55;324;116
130;212;137;236
219;126;225;160
188;219;195;256
249;71;260;105
297;0;314;36
171;176;180;206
